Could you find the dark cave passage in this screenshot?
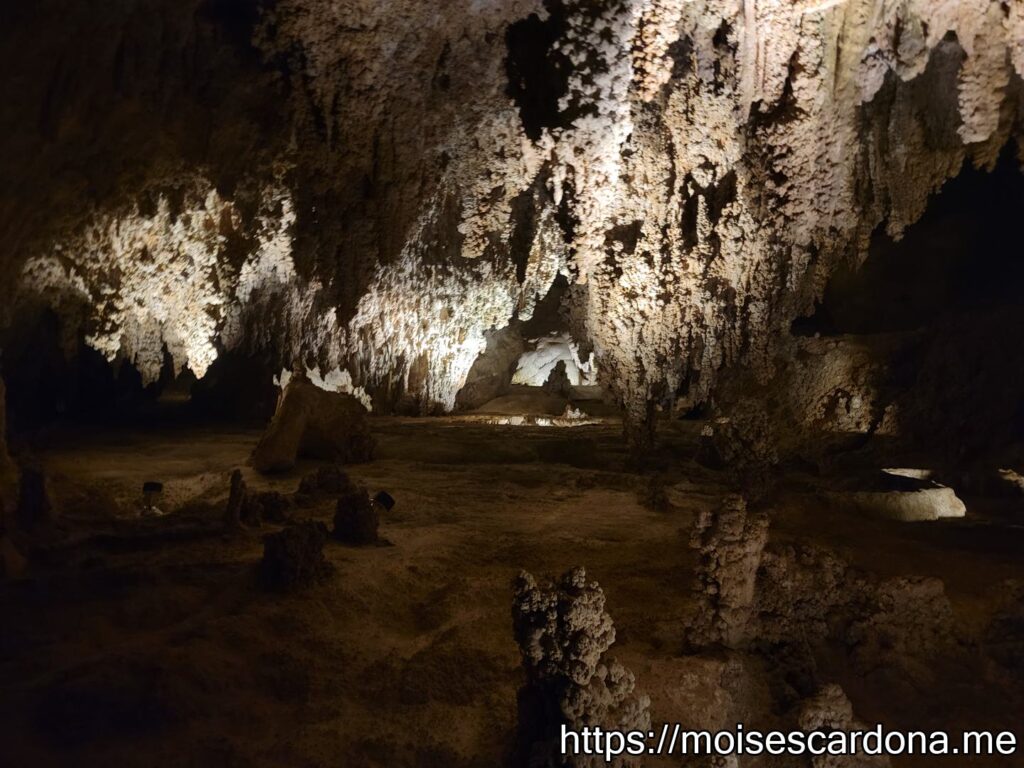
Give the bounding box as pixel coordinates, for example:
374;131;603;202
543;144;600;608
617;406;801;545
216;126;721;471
0;308;161;434
795;142;1024;337
785;143;1024;464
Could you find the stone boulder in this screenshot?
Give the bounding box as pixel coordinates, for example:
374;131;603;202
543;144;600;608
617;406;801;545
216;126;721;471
843;486;966;522
829;471;966;522
251;372;374;474
455;326;525;410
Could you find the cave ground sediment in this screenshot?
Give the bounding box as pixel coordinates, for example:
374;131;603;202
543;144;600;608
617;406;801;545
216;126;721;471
1;419;1022;767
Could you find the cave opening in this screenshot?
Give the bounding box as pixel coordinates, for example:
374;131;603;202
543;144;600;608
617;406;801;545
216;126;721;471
0;308;163;436
454;274;613;427
794;141;1024;337
0;304;286;440
787;141;1024;471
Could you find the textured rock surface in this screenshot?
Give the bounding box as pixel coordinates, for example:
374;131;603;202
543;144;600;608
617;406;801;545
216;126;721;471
295;464;358;501
3;1;1021;437
512;332;598;388
835;484;967;522
798;684;891;768
687;494;770;649
455;327;527;411
687;497;960;692
755;541;870;649
251;372;374;473
332;489;378;546
224;468;266;529
258;521;332;592
512;566;650;767
0;379;17;511
848;576;958;680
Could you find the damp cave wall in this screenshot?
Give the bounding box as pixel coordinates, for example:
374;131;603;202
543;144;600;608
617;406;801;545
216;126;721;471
1;0;1023;446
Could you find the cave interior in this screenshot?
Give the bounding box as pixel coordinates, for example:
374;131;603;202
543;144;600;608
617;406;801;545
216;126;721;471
2;1;1024;767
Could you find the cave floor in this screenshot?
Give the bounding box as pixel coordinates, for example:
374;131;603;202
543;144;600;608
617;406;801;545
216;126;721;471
2;419;1024;767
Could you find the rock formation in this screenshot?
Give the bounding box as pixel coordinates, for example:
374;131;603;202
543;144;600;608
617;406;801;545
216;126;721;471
798;684;891;768
455;327;527;411
687;495;770;649
755;542;870;649
985;581;1024;685
296;465;358;502
3;1;1020;443
511;566;650;767
687;494;961;706
333;489;379;546
251;371;374;473
255;491;292;524
0;378;16;510
224;469;266;530
14;465;53;536
258;522;333;592
0;378;20;575
848;577;958;680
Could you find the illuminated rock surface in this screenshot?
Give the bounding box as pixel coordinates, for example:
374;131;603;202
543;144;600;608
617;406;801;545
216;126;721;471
1;6;1023;767
512;566;651;767
3;0;1021;438
251;371;374;473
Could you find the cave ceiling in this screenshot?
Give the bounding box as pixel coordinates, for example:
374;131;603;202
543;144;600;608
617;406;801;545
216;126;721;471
2;0;1022;435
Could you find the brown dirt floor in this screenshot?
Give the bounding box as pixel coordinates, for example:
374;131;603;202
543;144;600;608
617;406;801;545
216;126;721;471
1;418;1023;767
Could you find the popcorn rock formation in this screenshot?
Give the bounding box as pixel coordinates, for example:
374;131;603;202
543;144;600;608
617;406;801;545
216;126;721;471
258;521;333;592
798;684;892;768
512;567;650;767
688;494;770;649
686;499;963;696
4;0;1024;437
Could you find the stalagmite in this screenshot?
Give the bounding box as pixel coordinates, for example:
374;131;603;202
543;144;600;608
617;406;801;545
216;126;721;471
1;3;1023;766
512;567;650;767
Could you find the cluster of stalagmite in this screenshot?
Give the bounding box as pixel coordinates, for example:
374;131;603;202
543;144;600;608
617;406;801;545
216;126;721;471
685;494;961;683
687;494;770;648
512;567;650;767
5;0;1024;435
